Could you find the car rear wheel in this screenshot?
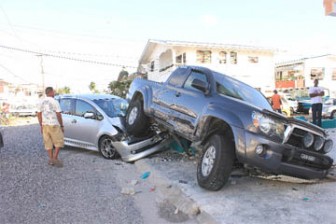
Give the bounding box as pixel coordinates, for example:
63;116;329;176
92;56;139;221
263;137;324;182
125;98;150;137
98;136;118;159
197;132;234;191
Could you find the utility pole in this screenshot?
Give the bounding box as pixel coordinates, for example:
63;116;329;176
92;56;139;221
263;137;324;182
36;54;45;94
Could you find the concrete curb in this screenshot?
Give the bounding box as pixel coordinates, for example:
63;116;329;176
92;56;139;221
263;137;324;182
134;159;218;224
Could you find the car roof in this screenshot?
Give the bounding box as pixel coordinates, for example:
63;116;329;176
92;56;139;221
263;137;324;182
56;94;122;101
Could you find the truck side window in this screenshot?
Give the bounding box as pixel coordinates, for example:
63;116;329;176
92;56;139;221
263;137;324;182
167;67;189;87
184;71;208;92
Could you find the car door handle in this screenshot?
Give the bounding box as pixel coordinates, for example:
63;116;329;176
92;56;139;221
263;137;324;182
175;92;181;97
71;119;77;124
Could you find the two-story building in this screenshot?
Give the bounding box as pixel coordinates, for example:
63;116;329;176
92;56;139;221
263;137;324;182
137;39;276;95
275;54;336;98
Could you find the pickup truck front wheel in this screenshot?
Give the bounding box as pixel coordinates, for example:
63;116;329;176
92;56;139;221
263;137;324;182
126;98;150;137
197;133;234;191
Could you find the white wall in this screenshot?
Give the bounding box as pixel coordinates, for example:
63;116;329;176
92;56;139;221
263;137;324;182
145;45;275;91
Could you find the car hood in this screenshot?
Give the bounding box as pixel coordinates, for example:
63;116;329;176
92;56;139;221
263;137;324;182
107;116;126;132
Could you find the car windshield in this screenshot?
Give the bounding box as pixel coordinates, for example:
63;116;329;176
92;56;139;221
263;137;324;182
94;98;128;118
213;72;272;110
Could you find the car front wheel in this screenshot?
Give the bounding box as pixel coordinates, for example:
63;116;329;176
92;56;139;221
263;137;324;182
98;136;118;159
197;132;234;191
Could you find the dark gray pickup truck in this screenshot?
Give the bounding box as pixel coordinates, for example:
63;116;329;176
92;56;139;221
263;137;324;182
125;65;334;191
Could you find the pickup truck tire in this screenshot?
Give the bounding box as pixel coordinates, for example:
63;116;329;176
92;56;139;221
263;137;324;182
197;132;234;191
125;98;150;137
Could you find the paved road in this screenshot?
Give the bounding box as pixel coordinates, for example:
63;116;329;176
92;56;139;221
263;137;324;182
0;124;196;224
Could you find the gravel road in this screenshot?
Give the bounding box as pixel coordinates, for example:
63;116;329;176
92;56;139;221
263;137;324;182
0;124;147;224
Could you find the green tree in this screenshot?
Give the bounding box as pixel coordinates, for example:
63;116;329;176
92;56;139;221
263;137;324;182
117;68;129;81
57;86;71;94
108;80;132;98
89;81;96;93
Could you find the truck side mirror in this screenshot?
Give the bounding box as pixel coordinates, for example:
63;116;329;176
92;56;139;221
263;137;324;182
191;78;208;94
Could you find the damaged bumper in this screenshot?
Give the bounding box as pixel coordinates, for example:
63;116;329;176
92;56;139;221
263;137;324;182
237;130;334;180
113;132;172;162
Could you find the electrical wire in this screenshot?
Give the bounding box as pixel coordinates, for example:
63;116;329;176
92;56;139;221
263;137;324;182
0;44;138;69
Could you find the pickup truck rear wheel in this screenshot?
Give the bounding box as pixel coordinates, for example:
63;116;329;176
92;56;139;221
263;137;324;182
197;133;234;191
126;98;150;137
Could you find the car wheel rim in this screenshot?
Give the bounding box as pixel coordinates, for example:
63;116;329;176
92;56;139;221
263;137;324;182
100;138;115;158
128;107;138;125
201;145;216;177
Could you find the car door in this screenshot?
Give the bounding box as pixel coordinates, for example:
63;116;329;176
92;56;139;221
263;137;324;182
170;69;210;139
65;99;101;149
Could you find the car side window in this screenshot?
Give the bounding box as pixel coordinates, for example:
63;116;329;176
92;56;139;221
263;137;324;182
183;71;208;92
59;99;73;115
75;100;95;117
167;67;190;87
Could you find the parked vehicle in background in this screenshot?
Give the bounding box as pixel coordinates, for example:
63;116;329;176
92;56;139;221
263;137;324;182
321;98;336;119
55;94;169;161
10;104;37;117
297;88;330;114
126;65;334;191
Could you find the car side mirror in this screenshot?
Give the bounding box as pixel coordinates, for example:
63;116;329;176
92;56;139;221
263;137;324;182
84;112;95;119
191;79;209;94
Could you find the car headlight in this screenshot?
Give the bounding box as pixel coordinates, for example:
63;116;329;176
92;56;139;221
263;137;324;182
252;111;285;139
302;132;314;148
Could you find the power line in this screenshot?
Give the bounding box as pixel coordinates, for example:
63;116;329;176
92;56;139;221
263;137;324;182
0;44;138;69
0;63;29;83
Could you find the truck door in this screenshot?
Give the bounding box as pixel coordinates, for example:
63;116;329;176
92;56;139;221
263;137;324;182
170;69;210;140
151;67;190;126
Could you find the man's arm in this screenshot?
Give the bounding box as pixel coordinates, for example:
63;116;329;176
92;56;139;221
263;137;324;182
56;112;64;129
37;112;42;126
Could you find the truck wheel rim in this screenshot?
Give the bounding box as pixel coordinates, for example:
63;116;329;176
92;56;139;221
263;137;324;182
128;107;138;125
201;146;216;177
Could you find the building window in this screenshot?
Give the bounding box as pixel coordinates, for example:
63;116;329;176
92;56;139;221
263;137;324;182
230;51;237;64
150;61;154;72
310;67;324;80
332;68;336;80
248;56;258;63
176;53;186;64
218;51;227;64
196;50;211;64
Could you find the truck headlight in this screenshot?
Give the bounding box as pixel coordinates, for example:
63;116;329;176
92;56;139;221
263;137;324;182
252;111;285;140
303;132;314;148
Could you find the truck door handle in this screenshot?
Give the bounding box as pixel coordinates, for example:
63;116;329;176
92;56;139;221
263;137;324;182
71;119;77;124
175;92;181;97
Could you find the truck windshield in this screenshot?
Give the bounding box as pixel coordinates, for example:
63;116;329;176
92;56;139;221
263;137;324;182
213;72;272;110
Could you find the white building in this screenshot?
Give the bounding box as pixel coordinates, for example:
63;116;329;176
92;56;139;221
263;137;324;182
275;54;336;98
138;39;276;94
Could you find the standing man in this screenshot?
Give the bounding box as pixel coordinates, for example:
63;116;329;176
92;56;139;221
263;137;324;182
271;90;282;114
309;79;324;127
37;87;64;167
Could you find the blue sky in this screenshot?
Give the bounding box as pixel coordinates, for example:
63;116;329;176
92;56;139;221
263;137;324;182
0;0;335;91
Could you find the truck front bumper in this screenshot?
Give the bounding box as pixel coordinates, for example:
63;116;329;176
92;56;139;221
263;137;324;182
235;129;334;180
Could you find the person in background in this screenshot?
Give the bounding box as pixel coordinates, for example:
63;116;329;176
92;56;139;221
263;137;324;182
37;87;64;167
1;102;10;125
309;79;324;127
271;90;282;114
